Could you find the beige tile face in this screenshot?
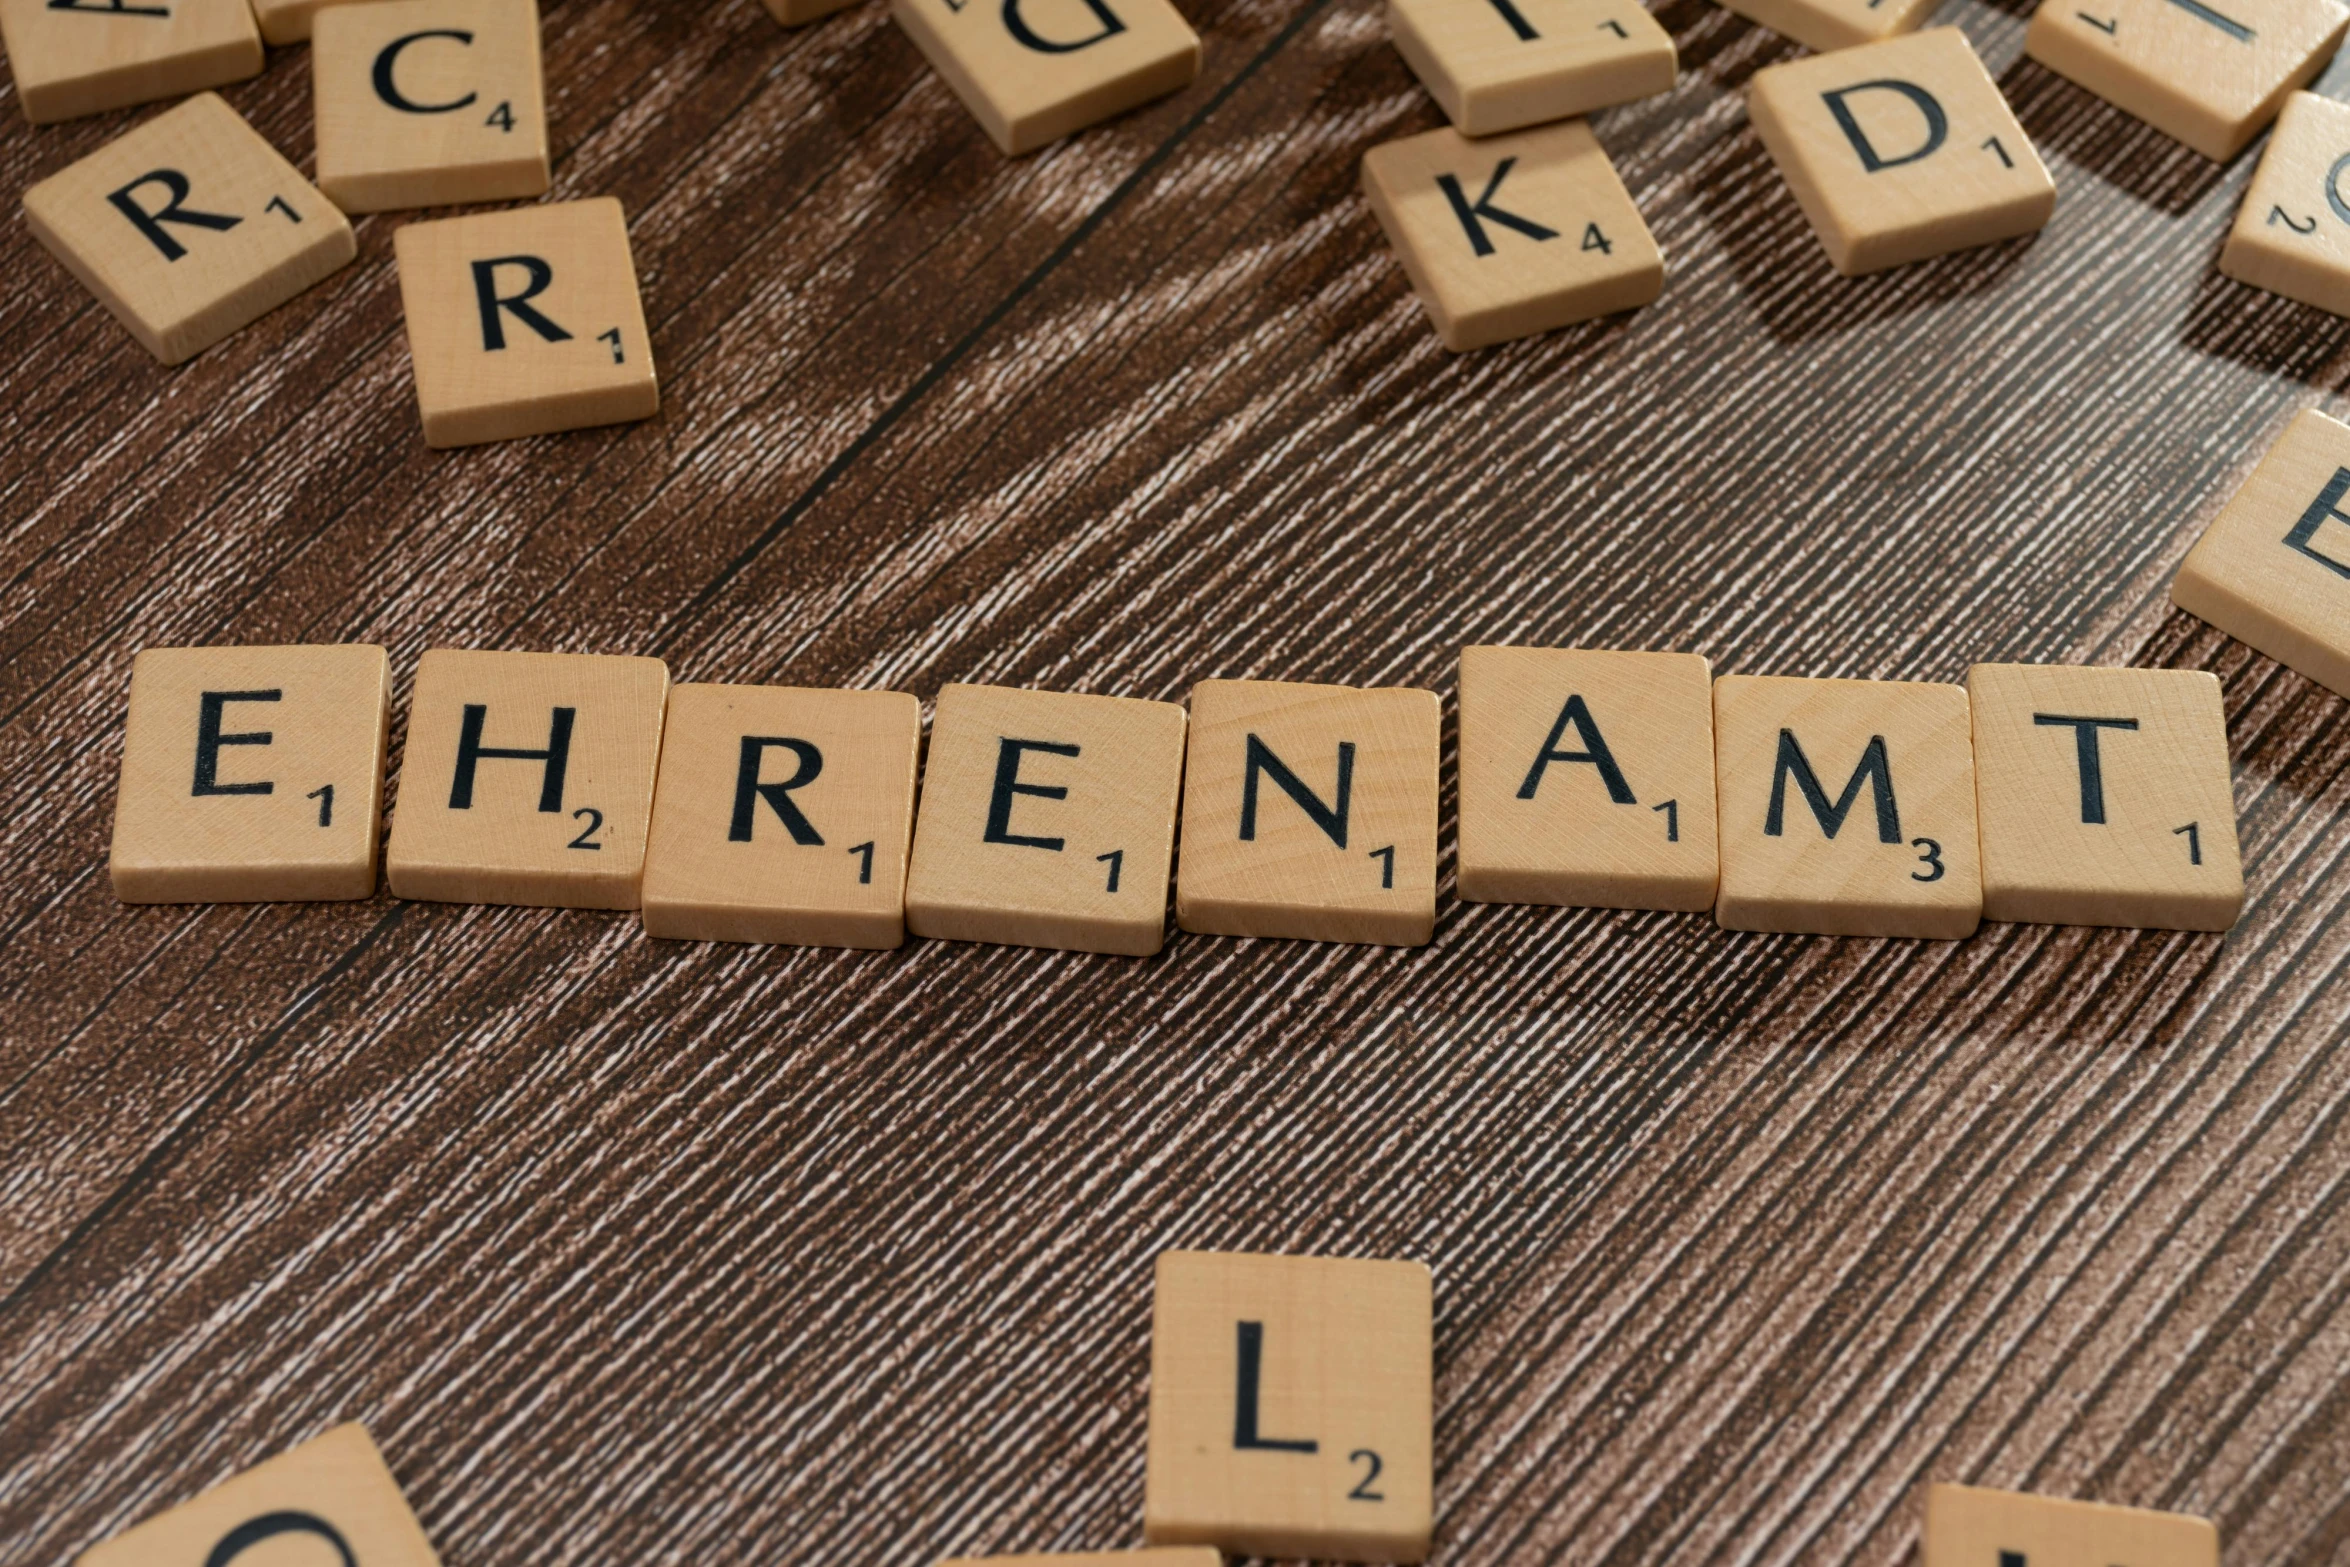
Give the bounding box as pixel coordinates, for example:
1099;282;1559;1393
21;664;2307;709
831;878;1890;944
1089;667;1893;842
1175;679;1439;945
1457;646;1717;911
1714;0;1937;54
1143;1250;1433;1566
252;0;397;44
890;0;1199;155
2025;0;2346;160
940;1554;1224;1566
1922;1483;2219;1567
77;1423;442;1567
642;684;921;948
1361;119;1661;352
1968;664;2243;931
1713;674;1982;938
2223;92;2350;313
24;94;356;365
903;683;1186;955
2173;407;2350;699
393;197;658;448
1748;29;2054;277
1385;0;1675;137
385;649;669;910
0;0;257;124
110;645;389;904
313;0;550;213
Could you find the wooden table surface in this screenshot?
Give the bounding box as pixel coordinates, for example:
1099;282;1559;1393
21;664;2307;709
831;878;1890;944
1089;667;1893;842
7;0;2350;1559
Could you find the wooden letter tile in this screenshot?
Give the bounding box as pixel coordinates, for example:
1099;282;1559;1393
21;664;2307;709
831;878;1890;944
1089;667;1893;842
2222;92;2350;313
313;0;550;213
1968;663;2243;930
891;0;1199;155
2174;407;2350;698
384;649;669;909
1712;674;1982;938
1457;645;1717;910
1748;29;2054;277
940;1554;1223;1566
393;197;658;448
1923;1482;2218;1567
2025;0;2346;160
110;644;389;903
1175;678;1438;945
0;0;257;124
1362;119;1661;352
903;683;1186;955
1143;1250;1433;1565
77;1423;442;1567
1713;0;1935;55
252;0;394;45
1386;0;1675;137
25;94;356;365
642;684;921;948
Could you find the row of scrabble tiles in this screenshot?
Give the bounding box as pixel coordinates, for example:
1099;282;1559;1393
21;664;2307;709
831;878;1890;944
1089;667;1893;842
77;1249;2227;1567
111;642;2248;949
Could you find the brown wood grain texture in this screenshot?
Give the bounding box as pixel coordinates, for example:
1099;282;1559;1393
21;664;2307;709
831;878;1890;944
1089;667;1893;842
5;0;2350;1559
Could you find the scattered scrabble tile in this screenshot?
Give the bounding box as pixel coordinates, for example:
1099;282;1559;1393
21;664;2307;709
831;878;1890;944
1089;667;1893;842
1175;679;1439;945
1712;674;1982;938
312;0;550;214
0;0;258;125
392;197;658;448
641;684;922;948
891;0;1199;155
1386;0;1675;137
1361;119;1661;352
2174;407;2350;698
1923;1482;2219;1567
109;645;389;904
2220;91;2350;315
902;683;1186;955
1457;645;1717;910
1748;29;2054;277
1144;1250;1433;1565
385;649;669;909
1712;0;1937;54
24;94;356;366
76;1423;442;1567
251;0;392;45
940;1554;1224;1566
2024;0;2347;161
1967;663;2243;930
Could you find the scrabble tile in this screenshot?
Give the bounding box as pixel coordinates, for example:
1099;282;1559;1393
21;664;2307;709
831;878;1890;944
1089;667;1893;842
2174;407;2350;698
1175;679;1439;945
1967;663;2244;930
1712;674;1983;938
24;94;356;366
2221;92;2350;314
1143;1250;1433;1565
384;649;669;910
110;644;389;903
393;197;658;448
0;0;257;124
763;0;859;25
251;0;391;45
1456;645;1717;910
642;684;921;948
1386;0;1676;137
1748;29;2055;277
903;683;1186;956
77;1423;442;1567
1922;1482;2218;1567
940;1554;1223;1566
313;0;550;214
891;0;1199;155
1712;0;1935;55
1361;119;1662;353
2024;0;2346;160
